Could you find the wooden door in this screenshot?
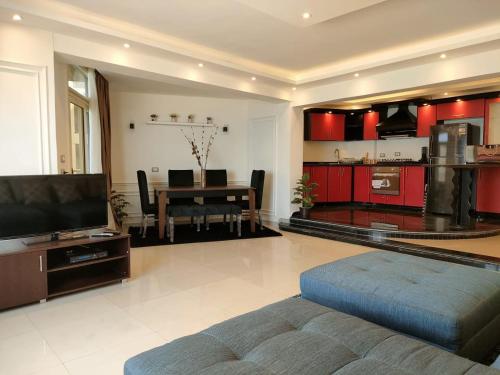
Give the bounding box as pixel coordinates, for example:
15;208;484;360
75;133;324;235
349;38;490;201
417;105;437;137
404;167;425;207
0;251;47;310
354;166;371;202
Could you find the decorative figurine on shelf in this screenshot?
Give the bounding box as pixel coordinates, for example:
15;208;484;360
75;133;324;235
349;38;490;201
170;113;179;122
180;125;220;188
291;173;318;218
206;116;213;124
187;114;195;123
150;114;159;122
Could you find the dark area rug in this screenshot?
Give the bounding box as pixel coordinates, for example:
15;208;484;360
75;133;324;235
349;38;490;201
128;221;282;248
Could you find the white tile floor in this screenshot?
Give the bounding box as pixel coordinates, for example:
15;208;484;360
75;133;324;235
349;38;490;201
0;229;374;375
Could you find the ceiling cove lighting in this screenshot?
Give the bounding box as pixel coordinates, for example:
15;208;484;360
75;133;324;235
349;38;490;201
12;14;22;21
123;43;131;48
302;12;311;19
354;73;360;77
198;63;204;68
251;76;256;81
440;53;447;59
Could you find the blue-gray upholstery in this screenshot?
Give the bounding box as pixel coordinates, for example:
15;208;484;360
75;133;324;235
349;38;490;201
124;298;499;375
300;251;500;361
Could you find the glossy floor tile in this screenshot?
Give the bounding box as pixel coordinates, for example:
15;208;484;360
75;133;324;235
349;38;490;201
0;228;375;375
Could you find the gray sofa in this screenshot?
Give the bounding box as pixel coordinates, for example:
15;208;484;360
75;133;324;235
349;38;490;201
300;251;500;361
125;298;500;375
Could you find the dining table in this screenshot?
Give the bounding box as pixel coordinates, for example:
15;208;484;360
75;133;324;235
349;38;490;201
155;185;256;240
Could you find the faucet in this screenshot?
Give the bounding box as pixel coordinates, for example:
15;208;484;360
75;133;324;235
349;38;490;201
334;148;340;162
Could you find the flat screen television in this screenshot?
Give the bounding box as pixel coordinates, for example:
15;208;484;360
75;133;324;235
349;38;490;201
0;174;107;240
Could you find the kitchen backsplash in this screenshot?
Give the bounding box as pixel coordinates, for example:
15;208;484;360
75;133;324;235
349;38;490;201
303;137;429;162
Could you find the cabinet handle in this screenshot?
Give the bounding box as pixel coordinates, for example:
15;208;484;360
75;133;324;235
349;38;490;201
452;114;464;117
39;255;43;272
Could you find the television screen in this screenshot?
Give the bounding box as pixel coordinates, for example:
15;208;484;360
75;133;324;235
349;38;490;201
0;174;107;239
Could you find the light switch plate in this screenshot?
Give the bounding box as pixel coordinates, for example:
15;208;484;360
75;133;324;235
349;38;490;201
395;152;401;156
151;167;159;173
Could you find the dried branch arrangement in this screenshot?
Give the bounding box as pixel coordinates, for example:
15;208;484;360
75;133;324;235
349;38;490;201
180;125;220;169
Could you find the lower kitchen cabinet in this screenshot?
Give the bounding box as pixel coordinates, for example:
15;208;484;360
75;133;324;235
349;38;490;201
404;166;425;207
0;251;47;310
476;167;500;213
309;166;329;202
354;166;371;202
328;166;352;202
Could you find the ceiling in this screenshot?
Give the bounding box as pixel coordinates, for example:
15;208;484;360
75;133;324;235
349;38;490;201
42;0;500;72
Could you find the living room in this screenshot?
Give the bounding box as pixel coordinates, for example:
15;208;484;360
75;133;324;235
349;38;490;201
1;1;500;375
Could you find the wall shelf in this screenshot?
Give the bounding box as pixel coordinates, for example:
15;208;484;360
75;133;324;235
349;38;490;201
146;121;216;127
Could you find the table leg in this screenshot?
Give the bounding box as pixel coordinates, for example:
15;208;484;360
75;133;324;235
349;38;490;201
158;191;166;239
248;188;256;232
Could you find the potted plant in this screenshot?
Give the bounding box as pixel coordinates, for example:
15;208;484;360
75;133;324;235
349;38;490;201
291;173;318;218
187;114;195;123
170;113;179;122
110;190;129;230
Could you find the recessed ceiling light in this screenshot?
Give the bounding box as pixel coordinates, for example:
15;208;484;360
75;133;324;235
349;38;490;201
198;63;204;68
12;14;22;21
123;43;131;48
350;112;354;115
368;110;373;113
292;87;296;91
327;111;332;114
354;73;360;77
251;76;256;81
440;53;447;59
302;12;311;19
456;98;461;102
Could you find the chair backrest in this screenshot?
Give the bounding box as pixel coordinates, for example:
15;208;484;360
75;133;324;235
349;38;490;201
205;169;227;187
250;170;265;210
168;170;194;187
136;170;150;211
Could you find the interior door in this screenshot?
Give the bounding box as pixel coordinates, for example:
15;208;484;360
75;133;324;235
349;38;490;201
69;100;89;174
248;116;276;216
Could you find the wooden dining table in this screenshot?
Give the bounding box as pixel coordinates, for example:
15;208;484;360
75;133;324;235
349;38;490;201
155;185;256;240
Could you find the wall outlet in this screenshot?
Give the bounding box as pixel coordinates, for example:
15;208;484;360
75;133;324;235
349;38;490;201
222;125;229;133
151;167;159;173
129;122;135;130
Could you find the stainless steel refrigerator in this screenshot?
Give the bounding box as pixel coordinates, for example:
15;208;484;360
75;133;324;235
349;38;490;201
427;123;481;215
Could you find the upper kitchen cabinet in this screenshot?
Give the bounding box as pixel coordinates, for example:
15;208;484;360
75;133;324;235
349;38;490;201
417;105;436;137
345;112;364;141
306;112;345;141
363;111;379;140
436;99;485;121
484;98;500;144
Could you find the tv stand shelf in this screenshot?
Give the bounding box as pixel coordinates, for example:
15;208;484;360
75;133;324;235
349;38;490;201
0;234;130;310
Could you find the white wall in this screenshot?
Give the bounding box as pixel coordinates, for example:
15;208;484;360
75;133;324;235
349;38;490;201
54;61;70;173
0;22;57;175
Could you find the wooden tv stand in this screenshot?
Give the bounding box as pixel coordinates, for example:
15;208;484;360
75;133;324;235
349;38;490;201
0;234;130;310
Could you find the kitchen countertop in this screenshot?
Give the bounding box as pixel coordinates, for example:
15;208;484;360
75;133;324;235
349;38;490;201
303;162;500;168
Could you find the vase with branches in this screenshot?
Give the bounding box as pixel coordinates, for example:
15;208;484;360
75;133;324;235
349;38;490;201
291;173;318;218
180;125;219;187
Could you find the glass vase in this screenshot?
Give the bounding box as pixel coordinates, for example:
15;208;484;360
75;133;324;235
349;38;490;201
200;168;206;188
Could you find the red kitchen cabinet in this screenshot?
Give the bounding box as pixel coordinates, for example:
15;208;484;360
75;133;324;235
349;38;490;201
476;168;500;213
436;99;485;121
327;166;352;202
404;166;425;207
303;166;311;179
363;111;379;140
417;105;436;137
354;166;371;202
309;113;345;141
484;98;500;144
309;166;328;202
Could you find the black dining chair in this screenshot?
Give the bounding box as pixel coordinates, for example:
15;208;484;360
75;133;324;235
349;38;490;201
204;169;229;227
167;169;199;240
137;170;157;238
235;170;265;229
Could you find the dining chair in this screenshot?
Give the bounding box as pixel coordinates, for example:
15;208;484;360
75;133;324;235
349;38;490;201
137;170;157;238
167;169;198;236
235;170;265;229
204;169;229;227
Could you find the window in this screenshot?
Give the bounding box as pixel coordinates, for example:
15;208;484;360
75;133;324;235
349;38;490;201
68;66;90;174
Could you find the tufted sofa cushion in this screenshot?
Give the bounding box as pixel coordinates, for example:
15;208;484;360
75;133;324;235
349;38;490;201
124;298;500;375
300;251;500;361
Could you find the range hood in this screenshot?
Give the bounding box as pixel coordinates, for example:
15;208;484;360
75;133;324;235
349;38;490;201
376;103;417;139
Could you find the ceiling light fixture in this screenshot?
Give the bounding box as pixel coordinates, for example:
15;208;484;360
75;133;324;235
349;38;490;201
443;92;449;95
354;73;360;77
456;98;461;102
423;103;429;106
350;112;354;115
123;43;131;48
302;12;311;19
368;110;373;113
292;87;296;91
440;53;447;59
251;76;256;81
198;63;204;68
327;111;332;114
12;14;22;21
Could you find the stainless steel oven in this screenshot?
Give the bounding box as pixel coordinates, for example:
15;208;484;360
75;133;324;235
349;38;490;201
371;167;400;195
